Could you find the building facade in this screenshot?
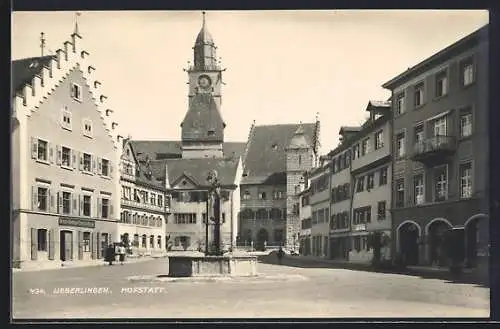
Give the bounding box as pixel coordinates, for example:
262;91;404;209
348;101;393;264
239;122;320;250
298;186;312;256
309;162;331;258
327;132;355;261
118;141;168;257
11;26;121;268
382;25;489;268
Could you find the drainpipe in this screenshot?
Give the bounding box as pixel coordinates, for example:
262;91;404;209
327;160;332;259
348;149;356;262
230;189;234;252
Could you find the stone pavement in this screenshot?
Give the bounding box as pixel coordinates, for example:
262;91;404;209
12;257;490;319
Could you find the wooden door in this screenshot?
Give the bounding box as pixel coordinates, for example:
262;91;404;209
64;231;73;260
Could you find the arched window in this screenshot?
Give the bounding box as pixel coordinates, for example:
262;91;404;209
141;234;147;248
240;208;254;220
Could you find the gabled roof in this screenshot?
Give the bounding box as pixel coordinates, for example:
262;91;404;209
129;140;246;162
243;123;316;184
366;100;391;111
163;158;240;188
338;126;362;135
11;55;55;98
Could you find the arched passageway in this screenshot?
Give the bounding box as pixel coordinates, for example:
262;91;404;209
426;219;452;266
398;221;421;266
256;228;269;251
465;214;489;268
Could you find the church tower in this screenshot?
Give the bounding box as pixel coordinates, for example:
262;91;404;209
285;124;314;250
181;12;227;159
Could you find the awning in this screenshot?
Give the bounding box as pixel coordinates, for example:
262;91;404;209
425;109;452;122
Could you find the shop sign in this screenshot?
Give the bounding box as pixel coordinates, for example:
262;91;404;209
58;216;96;229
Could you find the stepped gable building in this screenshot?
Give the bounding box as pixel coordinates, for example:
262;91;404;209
239;120;320;251
382;25;489;269
128;13;244;251
11;22;122;269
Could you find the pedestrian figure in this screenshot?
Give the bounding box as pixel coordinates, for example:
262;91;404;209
105;244;115;266
277;246;285;265
118;243;126;265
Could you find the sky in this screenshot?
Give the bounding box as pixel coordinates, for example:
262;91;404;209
12;10;489;155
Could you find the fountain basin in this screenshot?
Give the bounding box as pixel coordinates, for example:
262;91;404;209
168;254;258;277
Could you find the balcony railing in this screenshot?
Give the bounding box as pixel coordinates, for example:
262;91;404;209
411;135;457;164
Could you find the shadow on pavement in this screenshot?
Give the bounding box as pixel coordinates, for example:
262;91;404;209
257;252;489;288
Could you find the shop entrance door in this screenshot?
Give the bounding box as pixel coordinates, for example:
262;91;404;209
59;230;73;261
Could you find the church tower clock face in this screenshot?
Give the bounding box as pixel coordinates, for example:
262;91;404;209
198;75;212;90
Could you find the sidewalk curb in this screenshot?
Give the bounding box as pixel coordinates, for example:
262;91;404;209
12;256;167;273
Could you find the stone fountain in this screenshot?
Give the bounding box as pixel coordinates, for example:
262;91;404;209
168;170;257;277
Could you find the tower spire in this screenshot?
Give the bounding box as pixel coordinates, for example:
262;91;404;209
74;12;81;35
202;11;206;28
40;32;46;56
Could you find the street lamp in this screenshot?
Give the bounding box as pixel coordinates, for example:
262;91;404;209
205;170;223;256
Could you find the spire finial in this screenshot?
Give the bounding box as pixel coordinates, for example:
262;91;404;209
74;12;81;35
40;32;46;56
202;11;206;28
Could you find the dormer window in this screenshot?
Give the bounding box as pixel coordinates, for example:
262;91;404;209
71;83;82;101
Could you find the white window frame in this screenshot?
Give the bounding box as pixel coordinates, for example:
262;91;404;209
396;132;406;159
71;82;82;102
435;71;448;98
433;117;447;137
396;92;405;115
36;138;49;163
413;173;425;205
61;190;72;215
101;158;110;177
82;193;92;217
36;185;50;212
460;111;473;138
433;165;448;202
459;161;473;199
361;138;370;155
82;152;93;174
60;108;72;131
414;82;425;107
462;60;475;86
101;197;110;219
61;145;72;168
82;118;93;138
375;130;384;150
396;178;405;207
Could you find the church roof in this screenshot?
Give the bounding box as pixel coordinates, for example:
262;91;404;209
242;123;316;185
129;140;246;162
11;55;55;98
181;93;225;142
151;158;240;188
195;19;214;45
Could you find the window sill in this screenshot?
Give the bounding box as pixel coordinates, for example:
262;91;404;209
61;125;73;132
72;97;83;103
459;134;473;142
462;81;476;90
100;175;111;180
433;93;449;102
83;134;93;139
82;171;94;176
414;104;425;110
61;165;74;171
36;159;50;165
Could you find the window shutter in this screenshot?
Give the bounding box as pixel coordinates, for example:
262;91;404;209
70;83;75;97
56;145;62;165
96;232;102;259
57;192;63;214
109;163;113;179
31;137;38;159
93;156;98;175
110;204;114;218
97;197;102;218
71;150;77;169
79;195;83;216
49;189;55;213
78;231;84;260
98;157;102;174
72;194;78;216
48;229;56;260
49;144;54;164
32;186;38;210
31;228;38;260
79;153;84;171
91;232;97;259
